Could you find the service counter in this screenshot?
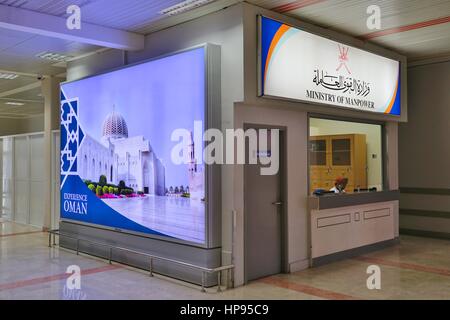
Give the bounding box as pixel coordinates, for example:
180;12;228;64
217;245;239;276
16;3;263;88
308;190;400;266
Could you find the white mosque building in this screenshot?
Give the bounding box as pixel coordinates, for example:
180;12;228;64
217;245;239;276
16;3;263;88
78;108;166;196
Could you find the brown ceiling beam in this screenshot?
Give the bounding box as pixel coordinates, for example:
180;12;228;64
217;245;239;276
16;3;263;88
360;15;450;40
272;0;325;13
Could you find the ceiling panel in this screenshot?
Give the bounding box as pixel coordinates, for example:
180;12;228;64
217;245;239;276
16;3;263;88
0;0;241;34
0;75;36;92
78;0;184;31
0;74;43;118
2;35;100;58
5;85;43;102
370;22;450;60
0;52;65;74
0;27;35;40
0;0;100;16
135;0;241;34
0;34;29;50
0;0;187;32
0;26;98;77
0;100;43;118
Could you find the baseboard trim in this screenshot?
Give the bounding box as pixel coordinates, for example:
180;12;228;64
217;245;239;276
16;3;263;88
311;238;399;267
400;208;450;219
400;228;450;240
288;259;309;272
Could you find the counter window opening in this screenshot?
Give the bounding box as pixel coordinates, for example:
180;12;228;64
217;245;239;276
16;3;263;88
308;116;385;195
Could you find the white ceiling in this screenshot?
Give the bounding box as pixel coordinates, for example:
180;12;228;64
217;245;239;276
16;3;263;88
0;100;43;118
0;25;99;118
0;0;242;34
0;28;101;74
0;0;449;119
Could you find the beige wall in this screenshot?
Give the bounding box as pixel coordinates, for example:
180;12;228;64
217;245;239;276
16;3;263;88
399;61;450;188
398;60;450;238
310;118;383;190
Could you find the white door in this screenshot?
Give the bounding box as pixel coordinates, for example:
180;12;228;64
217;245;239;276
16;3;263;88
51;131;60;230
0;134;46;227
29;134;45;227
245;128;285;281
14;136;30;224
1;138;14;221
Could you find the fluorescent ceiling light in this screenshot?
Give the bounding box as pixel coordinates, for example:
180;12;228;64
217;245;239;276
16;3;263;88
0;72;18;80
5;101;25;106
159;0;218;16
36;51;73;62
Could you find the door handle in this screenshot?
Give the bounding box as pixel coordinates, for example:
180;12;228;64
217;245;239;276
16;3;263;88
272;201;282;206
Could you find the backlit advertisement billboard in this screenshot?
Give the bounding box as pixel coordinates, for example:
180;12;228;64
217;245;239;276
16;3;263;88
60;47;207;245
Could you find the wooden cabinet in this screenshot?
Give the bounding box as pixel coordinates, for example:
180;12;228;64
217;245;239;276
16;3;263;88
309;134;367;194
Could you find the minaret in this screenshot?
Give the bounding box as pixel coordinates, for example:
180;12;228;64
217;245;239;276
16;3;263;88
188;131;197;175
187;131;204;201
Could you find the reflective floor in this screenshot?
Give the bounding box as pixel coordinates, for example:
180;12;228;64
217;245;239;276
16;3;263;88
0;220;449;300
104;195;205;243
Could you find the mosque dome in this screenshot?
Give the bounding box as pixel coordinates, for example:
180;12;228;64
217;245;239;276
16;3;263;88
102;109;128;140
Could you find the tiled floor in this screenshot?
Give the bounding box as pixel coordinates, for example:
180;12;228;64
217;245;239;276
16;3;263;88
0;220;449;300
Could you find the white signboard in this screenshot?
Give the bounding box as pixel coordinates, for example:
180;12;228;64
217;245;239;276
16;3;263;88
260;16;401;115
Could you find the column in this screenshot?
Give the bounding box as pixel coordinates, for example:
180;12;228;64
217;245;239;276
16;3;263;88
41;76;63;230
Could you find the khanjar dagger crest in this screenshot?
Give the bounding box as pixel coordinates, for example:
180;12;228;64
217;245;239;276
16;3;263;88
336;44;351;75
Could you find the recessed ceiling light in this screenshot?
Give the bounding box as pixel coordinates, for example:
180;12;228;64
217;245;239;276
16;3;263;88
5;101;25;106
0;72;19;80
159;0;217;16
36;51;73;62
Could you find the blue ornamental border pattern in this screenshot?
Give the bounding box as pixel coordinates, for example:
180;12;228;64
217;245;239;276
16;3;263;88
60;89;85;188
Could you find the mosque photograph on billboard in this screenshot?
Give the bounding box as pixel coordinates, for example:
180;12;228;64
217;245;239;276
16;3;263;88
59;47;206;244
